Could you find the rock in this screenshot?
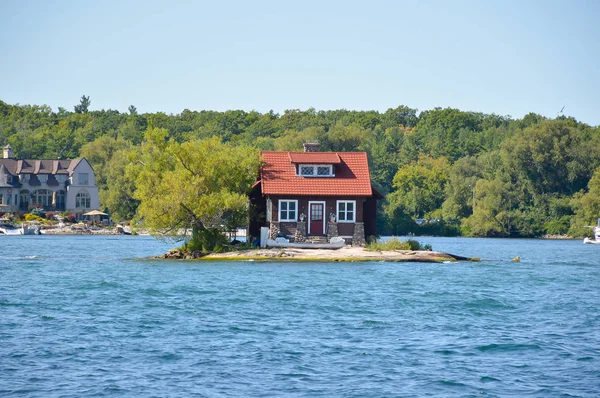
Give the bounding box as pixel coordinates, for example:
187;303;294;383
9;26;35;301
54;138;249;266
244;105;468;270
330;236;345;244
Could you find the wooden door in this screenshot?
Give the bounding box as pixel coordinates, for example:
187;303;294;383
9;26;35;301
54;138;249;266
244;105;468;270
309;203;324;235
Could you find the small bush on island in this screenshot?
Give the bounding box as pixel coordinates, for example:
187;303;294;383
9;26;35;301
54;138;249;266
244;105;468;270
366;237;432;252
182;228;229;254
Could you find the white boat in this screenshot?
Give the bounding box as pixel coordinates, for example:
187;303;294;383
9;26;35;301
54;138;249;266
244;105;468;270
0;222;40;235
20;223;42;235
0;222;19;235
583;218;600;244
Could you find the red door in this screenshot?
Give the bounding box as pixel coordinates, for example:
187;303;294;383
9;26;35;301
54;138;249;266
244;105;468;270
310;203;324;235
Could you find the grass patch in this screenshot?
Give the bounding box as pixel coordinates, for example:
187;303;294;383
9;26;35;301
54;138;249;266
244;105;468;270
365;237;432;252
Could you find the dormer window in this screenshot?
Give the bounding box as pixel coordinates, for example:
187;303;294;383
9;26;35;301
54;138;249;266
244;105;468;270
297;164;334;177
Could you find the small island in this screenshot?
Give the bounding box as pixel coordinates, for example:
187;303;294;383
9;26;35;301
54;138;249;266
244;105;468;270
160;246;479;263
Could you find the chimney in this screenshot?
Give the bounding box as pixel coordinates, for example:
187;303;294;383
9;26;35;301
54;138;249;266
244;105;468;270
303;142;321;152
3;144;14;159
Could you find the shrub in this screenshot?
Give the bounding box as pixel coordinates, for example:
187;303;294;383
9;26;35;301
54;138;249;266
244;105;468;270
182;228;230;254
25;214;43;222
365;237;432;251
45;211;54;220
30;207;45;217
66;214;76;223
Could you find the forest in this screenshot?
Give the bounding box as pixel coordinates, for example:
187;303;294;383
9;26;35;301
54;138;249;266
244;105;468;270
2;96;600;238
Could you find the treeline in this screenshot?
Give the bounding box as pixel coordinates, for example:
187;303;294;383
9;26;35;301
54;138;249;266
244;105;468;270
2;96;600;237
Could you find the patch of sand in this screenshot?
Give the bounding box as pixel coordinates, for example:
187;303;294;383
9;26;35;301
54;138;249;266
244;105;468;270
203;246;473;262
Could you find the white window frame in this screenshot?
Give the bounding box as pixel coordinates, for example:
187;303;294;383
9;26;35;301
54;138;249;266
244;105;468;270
336;200;356;223
297;164;334;177
278;199;298;222
76;190;91;209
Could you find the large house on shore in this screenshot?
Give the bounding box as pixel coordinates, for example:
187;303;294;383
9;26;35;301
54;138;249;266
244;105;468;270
249;143;383;246
0;144;99;217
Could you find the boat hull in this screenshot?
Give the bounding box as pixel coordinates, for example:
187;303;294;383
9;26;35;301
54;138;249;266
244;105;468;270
583;237;600;244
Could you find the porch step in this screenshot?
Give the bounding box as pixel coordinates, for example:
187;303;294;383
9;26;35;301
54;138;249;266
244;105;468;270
305;236;328;244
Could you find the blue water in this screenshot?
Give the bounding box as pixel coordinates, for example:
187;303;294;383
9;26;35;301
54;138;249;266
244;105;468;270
1;236;599;397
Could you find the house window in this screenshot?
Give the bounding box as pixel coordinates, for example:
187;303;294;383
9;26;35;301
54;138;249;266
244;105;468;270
300;166;314;176
278;200;298;222
20;190;30;209
55;190;66;210
298;164;334;177
56;175;66;183
317;166;332;176
76;191;91;208
33;189;52;207
20;174;29;183
78;173;89;185
337;200;356;222
38;175;48;183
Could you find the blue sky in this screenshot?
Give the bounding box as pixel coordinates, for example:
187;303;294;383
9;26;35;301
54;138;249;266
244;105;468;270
1;0;599;125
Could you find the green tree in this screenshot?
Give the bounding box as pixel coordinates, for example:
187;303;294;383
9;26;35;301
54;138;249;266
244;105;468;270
462;178;515;236
441;156;479;220
502;119;600;196
569;167;600;237
74;95;91;114
103;147;141;221
133;129;260;251
386;155;451;219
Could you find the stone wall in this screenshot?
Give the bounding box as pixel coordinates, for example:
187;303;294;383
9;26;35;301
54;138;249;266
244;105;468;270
269;222;280;240
294;221;306;243
327;222;338;240
352;222;365;246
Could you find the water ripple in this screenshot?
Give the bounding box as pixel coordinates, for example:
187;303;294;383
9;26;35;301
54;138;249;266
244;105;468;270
0;236;598;397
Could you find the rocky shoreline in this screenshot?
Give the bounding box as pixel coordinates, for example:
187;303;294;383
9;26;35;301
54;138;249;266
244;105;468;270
40;226;149;235
159;246;479;262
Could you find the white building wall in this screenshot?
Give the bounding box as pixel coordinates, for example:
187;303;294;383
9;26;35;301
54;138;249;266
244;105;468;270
66;159;100;212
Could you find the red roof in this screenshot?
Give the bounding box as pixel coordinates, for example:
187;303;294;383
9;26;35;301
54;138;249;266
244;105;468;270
288;152;341;164
260;151;373;196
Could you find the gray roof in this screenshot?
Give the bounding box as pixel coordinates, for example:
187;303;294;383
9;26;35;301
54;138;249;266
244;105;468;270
0;158;82;176
0;163;19;187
